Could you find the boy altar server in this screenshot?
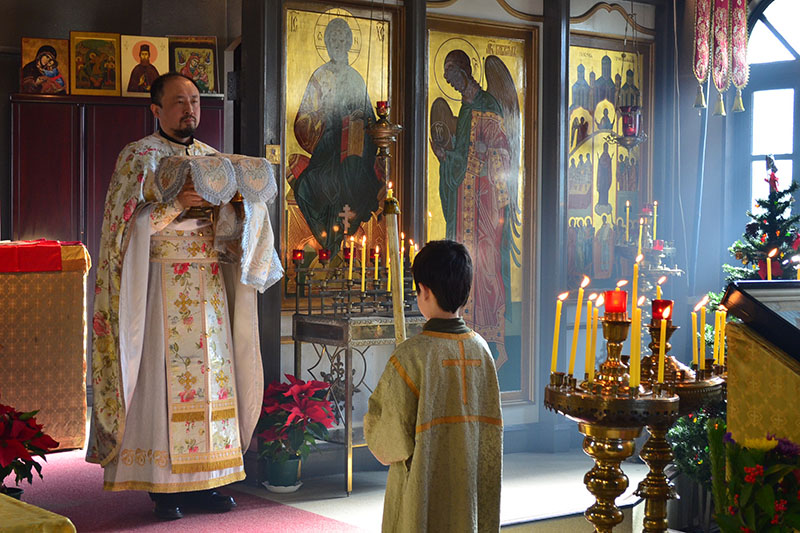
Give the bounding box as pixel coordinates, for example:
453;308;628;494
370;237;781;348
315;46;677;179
365;240;503;532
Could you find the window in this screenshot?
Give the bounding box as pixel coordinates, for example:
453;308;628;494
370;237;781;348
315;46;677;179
745;0;800;213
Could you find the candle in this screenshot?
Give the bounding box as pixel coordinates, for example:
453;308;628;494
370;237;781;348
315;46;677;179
410;242;418;291
625;201;630;242
653;201;658;242
400;234;405;301
590;295;603;383
632;254;643;309
656;275;667;300
699;295;708;370
691;311;699;367
712;310;721;365
360;236;367;292
767;248;778;280
551;292;569;373
630;306;641;388
584;295;596;378
374;246;380;281
794;255;800;279
427;211;432;243
386;181;393;199
387;254;391;292
348;236;355;281
720;308;727;366
569;276;591;376
657;306;671;383
637;217;644;256
604;289;627;314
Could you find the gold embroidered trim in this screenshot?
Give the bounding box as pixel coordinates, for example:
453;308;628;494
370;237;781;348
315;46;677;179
103;470;245;492
171;456;243;474
416;415;503;434
442;340;482;405
390;355;419;398
169;407;236;423
421;330;476;340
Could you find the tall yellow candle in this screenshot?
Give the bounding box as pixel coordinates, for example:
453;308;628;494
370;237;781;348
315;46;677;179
656;275;667;300
653;201;658;242
699;297;708;370
568;276;590;376
632;254;643;309
584;297;595;378
589;305;600;382
630;306;641;388
767;248;778;280
715;310;721;363
625;201;630;242
427;211;432;243
657;307;671;383
360;236;367;292
720;309;727;366
374;245;380;281
348;236;355;281
387;254;391;292
637;217;644;256
691;311;699;367
551;292;569;373
400;236;405;301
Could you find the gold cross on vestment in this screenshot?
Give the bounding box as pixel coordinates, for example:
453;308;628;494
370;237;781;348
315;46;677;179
442;340;482;405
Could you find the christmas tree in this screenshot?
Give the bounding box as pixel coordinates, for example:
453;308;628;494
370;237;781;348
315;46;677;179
723;155;800;281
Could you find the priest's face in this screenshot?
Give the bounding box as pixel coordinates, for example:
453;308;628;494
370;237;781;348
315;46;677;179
151;76;200;142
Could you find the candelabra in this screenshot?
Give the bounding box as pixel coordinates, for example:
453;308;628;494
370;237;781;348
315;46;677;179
632;318;726;533
545;309;679;533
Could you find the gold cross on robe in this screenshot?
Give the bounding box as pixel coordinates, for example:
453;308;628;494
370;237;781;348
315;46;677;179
442;340;482;404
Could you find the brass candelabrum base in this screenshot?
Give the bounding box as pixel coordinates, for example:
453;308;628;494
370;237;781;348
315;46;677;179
630;323;726;533
545;314;680;532
579;423;642;533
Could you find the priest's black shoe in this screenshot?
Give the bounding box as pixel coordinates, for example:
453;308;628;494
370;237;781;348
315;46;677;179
149;493;183;520
182;489;236;513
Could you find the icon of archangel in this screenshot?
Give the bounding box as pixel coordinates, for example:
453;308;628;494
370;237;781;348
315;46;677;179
429;48;522;367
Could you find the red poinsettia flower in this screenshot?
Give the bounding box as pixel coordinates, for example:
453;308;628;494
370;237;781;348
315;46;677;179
0;400;59;491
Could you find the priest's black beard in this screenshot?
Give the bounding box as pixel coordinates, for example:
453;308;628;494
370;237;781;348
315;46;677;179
174;125;197;139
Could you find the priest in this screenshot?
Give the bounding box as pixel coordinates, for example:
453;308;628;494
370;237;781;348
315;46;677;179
87;72;281;520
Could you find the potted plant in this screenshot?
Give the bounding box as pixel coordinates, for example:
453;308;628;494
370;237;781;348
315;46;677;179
0;400;59;500
258;374;335;492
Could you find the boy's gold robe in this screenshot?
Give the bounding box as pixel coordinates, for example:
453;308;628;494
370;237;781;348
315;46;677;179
365;318;503;533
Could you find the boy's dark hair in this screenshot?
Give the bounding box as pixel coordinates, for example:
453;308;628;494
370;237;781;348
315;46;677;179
150;72;199;106
412;240;472;313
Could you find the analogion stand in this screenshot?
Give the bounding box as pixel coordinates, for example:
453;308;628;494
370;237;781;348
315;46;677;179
290;252;423;494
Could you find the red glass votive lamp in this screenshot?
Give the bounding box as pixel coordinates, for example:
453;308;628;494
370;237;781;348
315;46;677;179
318;249;332;262
619;106;641;137
342;245;352;261
653;239;664;251
652;299;674;321
291;249;304;263
604;290;627;315
376;100;389;115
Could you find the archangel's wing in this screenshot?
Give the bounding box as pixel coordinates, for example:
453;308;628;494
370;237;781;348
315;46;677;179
429;97;457;152
485;55;522;266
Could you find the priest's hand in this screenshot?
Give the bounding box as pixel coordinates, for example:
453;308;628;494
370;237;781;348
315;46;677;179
177;180;211;209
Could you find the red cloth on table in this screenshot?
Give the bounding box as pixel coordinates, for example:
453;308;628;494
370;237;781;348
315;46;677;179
0;239;63;272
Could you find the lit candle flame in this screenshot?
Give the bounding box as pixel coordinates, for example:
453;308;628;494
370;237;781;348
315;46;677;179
595;294;605;307
616;279;629;288
626;200;630;207
654;200;658;207
792;255;800;263
693;299;705;312
558;292;569;301
662;306;672;320
581;276;591;288
635;254;644;263
588;293;598;301
700;294;710;306
768;248;778;258
375;245;380;254
388;181;393;190
657;275;667;286
637;295;645;306
361;235;367;245
639;217;644;225
718;304;727;312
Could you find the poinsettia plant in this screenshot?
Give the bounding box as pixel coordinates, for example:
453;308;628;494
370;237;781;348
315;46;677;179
0;400;59;493
709;419;800;533
257;375;335;463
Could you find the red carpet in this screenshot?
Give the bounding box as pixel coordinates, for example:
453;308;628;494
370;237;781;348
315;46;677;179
19;449;364;532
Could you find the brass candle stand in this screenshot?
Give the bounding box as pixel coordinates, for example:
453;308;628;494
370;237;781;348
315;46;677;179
632;320;725;533
545;312;679;533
